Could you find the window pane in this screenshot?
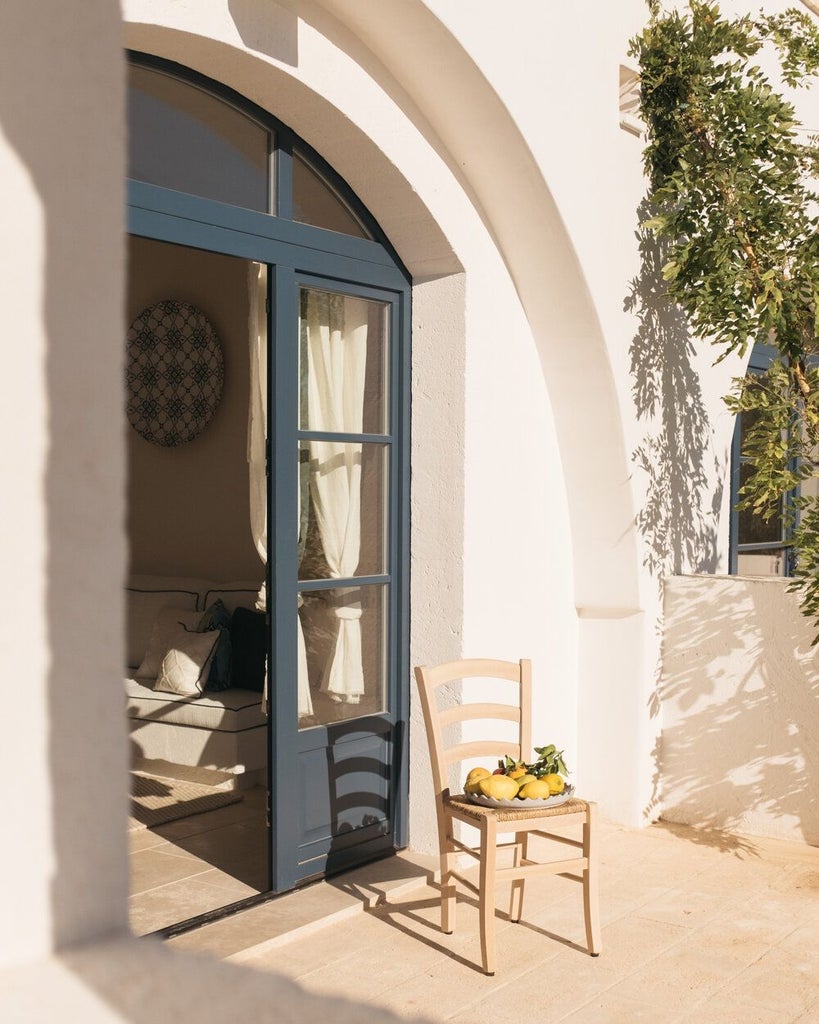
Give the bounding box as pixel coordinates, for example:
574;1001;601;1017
299;288;389;434
292;151;371;238
738;462;783;545
128;65;271;212
298;442;387;580
298;585;387;728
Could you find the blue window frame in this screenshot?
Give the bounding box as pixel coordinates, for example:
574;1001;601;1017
729;342;796;576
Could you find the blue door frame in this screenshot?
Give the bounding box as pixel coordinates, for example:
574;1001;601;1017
126;94;411;892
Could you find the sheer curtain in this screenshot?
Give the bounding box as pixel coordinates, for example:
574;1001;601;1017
248;264;313;718
304;290;368;703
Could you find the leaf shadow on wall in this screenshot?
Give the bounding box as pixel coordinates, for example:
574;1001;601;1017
625;202;723;581
660;579;819;849
625;201;724;821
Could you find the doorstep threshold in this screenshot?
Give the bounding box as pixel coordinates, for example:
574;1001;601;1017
166;850;437;964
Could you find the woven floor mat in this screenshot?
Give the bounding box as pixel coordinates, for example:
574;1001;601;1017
128;773;243;831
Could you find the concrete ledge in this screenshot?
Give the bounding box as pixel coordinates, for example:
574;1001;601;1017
169;850;438;963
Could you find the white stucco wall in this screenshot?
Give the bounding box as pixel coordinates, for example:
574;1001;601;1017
662;576;819;845
5;3;819;1014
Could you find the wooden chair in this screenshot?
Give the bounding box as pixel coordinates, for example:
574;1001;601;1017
414;658;601;974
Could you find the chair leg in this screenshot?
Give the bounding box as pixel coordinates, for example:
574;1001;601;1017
509;832;527;923
440;836;458;935
583;802;601;956
478;816;498;975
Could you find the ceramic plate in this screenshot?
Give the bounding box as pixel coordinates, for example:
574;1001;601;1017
465;784;575;809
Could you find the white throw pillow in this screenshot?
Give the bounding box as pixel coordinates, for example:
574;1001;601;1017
154;628;220;696
136;606;203;678
126;589;199;668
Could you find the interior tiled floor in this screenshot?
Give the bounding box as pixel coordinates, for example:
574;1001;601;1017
170;819;819;1024
128;785;268;936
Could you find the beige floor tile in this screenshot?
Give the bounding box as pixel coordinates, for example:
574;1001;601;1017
634;887;737;929
691;900;800;951
777;917;819;957
678;991;800;1024
605;943;752;1012
129;846;212;895
150;798;262;841
128;827;168;852
129;878;253;936
573;913;690;972
448;957;622;1024
559;992;683;1023
791;1000;819;1024
716;949;819;1016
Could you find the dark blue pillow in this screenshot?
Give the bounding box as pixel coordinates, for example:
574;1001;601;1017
197;600;232;691
229;607;267;692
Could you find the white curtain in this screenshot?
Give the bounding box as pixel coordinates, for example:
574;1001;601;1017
248;264;313;718
304;290;368;703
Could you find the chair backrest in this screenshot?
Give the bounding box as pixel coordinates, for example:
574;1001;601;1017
414;658;532;800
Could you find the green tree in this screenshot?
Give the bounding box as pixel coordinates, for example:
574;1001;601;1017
630;1;819;630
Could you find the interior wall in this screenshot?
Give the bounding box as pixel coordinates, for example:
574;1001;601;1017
127;235;263;582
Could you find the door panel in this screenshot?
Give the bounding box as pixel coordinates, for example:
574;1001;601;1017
268;278;400;885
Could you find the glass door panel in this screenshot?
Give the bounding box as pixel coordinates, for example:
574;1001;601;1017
297;441;388;580
298;584;388;727
299;288;390;434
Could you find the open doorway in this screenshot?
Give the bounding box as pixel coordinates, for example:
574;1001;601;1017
125;235;270;934
124;53;411;927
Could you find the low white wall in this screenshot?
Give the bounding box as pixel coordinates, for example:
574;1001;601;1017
661;575;819;845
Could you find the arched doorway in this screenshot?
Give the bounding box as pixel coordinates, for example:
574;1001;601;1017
125;53;411;931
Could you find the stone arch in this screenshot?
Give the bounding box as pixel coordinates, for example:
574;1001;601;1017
124;1;640;617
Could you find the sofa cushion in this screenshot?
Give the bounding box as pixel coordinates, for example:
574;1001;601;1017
125;677;266;732
203;581;263;614
136;606;203;678
154;627;220;696
229;607;267;692
125;588;200;669
197;599;233;691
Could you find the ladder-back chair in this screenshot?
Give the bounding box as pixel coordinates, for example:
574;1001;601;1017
414;657;601;974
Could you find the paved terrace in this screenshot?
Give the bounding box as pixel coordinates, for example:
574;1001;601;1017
170;820;819;1023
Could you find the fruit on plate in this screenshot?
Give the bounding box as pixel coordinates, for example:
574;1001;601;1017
464;744;571;801
518;779;551;799
543;773;565;795
464;766;491;794
478;774;519;800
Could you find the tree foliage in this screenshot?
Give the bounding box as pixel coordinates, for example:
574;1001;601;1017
630;1;819;631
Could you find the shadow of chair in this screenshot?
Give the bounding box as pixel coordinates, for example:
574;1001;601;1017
414;657;601;974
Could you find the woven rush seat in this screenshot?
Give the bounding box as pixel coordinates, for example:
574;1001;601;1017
447;794;590;822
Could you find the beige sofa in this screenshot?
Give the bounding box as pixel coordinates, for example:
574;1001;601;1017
125;575;267;788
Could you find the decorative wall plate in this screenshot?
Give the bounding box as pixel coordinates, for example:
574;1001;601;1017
126;299;224;447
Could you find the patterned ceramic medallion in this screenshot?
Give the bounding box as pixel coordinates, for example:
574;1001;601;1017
126;300;224;446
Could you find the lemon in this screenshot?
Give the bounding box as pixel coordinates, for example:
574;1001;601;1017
464;766;491;794
518;779;551;799
543;773;565;795
514;774;537;791
478;774;519;800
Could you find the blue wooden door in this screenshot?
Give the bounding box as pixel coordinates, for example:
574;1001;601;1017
268;278;410;886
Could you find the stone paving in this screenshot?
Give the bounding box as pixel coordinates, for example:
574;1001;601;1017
180;819;819;1023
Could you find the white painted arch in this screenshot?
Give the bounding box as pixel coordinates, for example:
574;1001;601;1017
124;0;641;616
